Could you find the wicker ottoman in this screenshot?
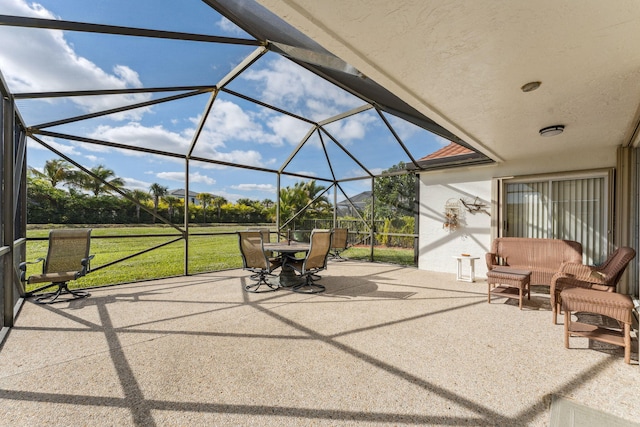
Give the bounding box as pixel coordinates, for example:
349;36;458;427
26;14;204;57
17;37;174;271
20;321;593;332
561;287;634;364
486;267;531;309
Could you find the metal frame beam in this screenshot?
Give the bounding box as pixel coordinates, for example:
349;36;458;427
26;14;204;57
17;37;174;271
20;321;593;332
0;14;260;45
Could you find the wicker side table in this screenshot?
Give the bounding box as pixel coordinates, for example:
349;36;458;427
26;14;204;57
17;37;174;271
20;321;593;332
486;267;532;310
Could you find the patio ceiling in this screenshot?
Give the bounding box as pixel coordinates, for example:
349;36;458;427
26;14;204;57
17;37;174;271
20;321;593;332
256;1;640;164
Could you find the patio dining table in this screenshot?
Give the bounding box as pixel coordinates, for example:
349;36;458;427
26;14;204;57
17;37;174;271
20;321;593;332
264;242;310;287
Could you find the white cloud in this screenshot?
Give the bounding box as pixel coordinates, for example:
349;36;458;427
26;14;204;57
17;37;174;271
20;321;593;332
155;171;215;186
387;116;421;141
231;183;276;193
0;0;151;120
190;172;216;185
215;17;244;36
85;120;273;169
325;112;377;143
435;135;451;146
89;122;190;153
267;115;312;146
27;135;80;156
123;177;153;191
242;57;363;121
156;171;183;182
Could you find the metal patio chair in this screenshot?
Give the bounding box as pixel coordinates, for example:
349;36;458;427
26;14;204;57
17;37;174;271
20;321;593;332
20;228;94;304
238;231;282;293
285;229;333;294
330;228;349;261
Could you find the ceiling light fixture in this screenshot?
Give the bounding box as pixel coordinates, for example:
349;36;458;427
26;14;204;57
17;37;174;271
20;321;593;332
521;81;541;92
539;125;565;137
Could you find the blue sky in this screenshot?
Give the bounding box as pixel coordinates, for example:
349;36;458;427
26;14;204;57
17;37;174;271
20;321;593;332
0;0;448;203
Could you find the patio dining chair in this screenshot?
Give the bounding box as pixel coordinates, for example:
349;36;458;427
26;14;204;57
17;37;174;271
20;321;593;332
550;246;636;324
285;229;333;294
20;228;94;304
238;231;282;293
247;227;276;259
330;228;349;261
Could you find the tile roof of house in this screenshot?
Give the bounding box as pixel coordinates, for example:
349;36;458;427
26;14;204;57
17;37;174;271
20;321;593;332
418;143;474;161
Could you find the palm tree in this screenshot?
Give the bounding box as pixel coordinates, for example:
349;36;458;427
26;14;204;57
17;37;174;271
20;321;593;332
29;158;73;187
278;180;330;224
196;192;213;223
130;189;151;222
212;195;227;221
149;183;168;223
262;198;274;209
164;195;180;223
76;165;125;196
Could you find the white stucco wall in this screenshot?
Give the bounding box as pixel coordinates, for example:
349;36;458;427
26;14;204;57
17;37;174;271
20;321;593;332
417;146;618;279
419;177;492;278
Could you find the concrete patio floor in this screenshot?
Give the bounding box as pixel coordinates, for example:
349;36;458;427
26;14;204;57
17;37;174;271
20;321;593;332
0;260;638;426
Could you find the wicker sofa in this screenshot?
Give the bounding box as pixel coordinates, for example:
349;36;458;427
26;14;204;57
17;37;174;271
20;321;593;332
486;237;583;286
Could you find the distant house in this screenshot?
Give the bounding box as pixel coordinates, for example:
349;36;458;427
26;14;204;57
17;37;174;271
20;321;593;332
337;191;371;216
168;189;202;205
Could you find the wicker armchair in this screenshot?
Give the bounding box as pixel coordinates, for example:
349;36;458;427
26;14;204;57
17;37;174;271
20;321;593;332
550;246;636;324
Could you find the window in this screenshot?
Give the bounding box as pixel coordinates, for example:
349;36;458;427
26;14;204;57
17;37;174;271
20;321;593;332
501;170;612;265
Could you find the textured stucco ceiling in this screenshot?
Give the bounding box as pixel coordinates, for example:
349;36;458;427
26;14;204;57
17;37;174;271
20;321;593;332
257;0;640;165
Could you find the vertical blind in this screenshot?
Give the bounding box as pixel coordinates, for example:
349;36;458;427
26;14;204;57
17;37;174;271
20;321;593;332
505;176;607;265
505;182;549;239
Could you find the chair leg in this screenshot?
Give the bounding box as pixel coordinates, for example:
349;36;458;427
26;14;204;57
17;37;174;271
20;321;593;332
292;274;325;294
31;282;90;304
244;273;278;293
564;310;571;348
553;291;560;324
624;323;631;364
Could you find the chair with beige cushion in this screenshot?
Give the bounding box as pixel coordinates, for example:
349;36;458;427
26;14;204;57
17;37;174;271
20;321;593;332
330;228;349;261
550;246;636;324
20;228;94;304
238;231;282;293
247;227;276;259
285;229;333;294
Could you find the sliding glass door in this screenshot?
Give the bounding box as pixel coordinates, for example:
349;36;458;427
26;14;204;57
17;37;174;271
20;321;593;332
503;171;611;265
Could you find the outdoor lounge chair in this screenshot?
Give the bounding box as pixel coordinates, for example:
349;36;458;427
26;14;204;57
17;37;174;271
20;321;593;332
285;229;332;294
550;246;636;324
238;231;282;293
20;228;94;304
330;228;349;261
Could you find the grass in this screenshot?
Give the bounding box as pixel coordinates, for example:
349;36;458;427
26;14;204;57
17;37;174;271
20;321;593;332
23;226;416;292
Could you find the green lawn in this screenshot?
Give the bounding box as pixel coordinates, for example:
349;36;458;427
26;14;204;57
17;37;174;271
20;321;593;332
23;226;415;292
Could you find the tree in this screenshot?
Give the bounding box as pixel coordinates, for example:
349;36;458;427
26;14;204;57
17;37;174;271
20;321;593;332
29;158;74;188
236;198;258;206
212;195;227;221
261;198;274;209
196;192;213;223
129;189;151;222
278;180;330;225
149;183;168;223
75;165;126;196
164;195;180;223
370;162;417;219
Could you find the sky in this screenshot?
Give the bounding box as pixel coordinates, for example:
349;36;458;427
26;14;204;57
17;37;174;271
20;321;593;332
0;0;449;203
